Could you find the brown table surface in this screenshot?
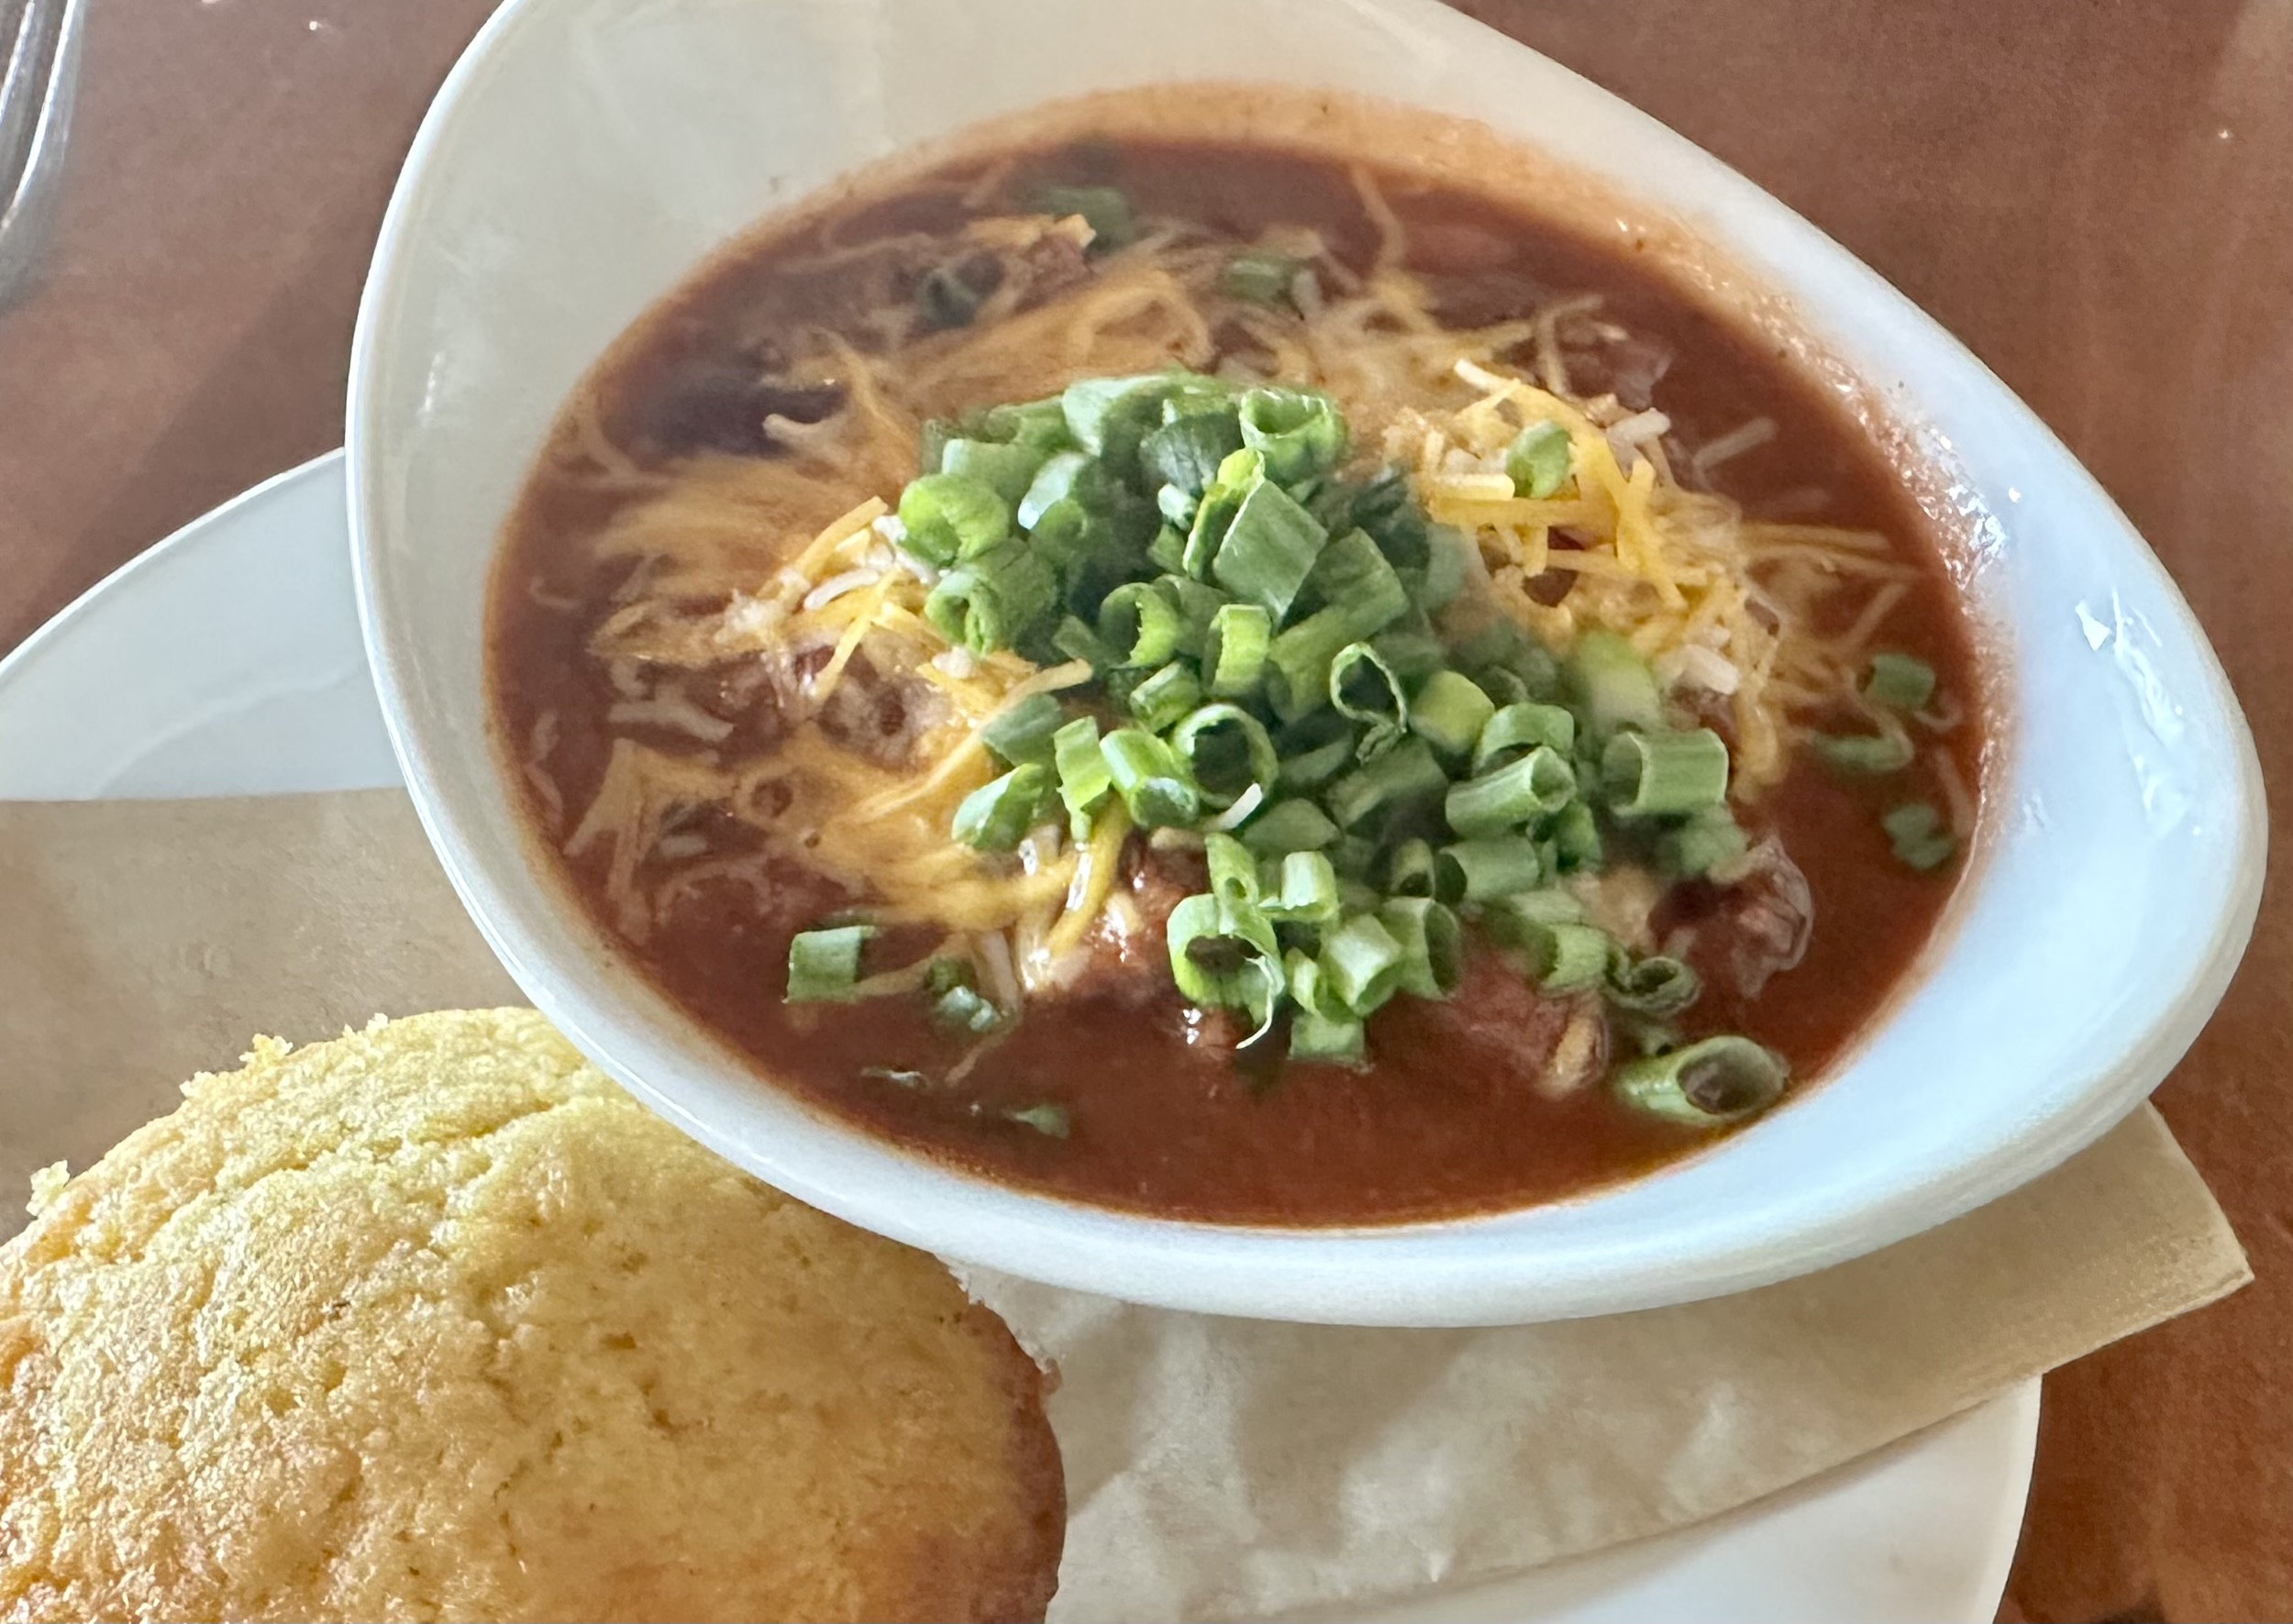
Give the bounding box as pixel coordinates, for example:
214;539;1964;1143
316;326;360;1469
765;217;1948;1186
2;2;2286;1618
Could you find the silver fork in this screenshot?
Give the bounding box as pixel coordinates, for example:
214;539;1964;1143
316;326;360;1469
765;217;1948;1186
0;0;84;311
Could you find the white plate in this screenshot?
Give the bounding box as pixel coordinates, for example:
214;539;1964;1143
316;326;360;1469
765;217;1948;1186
0;452;2035;1621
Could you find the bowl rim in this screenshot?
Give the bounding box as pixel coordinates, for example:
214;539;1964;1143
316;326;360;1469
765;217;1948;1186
347;0;2266;1325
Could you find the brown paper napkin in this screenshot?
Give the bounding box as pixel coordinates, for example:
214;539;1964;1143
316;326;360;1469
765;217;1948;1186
0;791;2249;1622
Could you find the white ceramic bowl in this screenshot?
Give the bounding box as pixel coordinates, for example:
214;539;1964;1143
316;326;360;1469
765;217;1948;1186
348;0;2265;1326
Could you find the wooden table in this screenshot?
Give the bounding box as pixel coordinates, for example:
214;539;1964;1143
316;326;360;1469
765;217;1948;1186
2;4;2284;1617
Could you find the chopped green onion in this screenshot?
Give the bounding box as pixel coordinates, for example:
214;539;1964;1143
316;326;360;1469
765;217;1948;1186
1329;642;1409;755
981;691;1067;767
976;396;1074;449
1474;702;1576;774
1160;574;1230;657
1101;727;1202;829
1604;950;1700;1016
1183;447;1259;577
1613;1036;1787;1127
932;984;1003;1033
1811;727;1917;775
1290;1009;1366;1066
1446;746;1577;837
1262;850;1341;925
1325;737;1447;832
1371;625;1447;684
1223;249;1305;305
1062;373;1175;476
1169;703;1279;811
1479;887;1586;947
1409;669;1496;759
1277;735;1355;792
1240;799;1339;856
1052;613;1118;669
1204;602;1273;697
1266;607;1356;722
1416;525;1469;611
1601;728;1731;818
1523;921;1612;991
1140;409;1246;499
1166;892;1282;1043
952;763;1051;851
1127;661;1204;732
1505;420;1573;499
1863;651;1937;712
924;543;1058;654
1435;837;1544;903
1031;183;1139;247
1053;716;1113;825
1883;801;1959;871
1204;831;1262;911
1211;478;1329;619
786;925;875;1003
1657;805;1749;878
1097;580;1181;667
1237;386;1348;484
897;472;1011;567
1001;1103;1072;1138
1017;450;1114;530
1565;629;1663;735
1300;527;1412;640
1382;837;1439;899
1320;913;1407;1016
1377;898;1464;999
941;438;1051;507
1550;799;1605;873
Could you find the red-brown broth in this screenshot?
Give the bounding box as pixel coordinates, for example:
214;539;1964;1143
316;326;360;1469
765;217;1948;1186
489;138;1983;1224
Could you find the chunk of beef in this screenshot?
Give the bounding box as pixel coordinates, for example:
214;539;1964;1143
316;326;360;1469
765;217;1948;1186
1387;948;1590;1096
640;357;849;457
1663;837;1813;1000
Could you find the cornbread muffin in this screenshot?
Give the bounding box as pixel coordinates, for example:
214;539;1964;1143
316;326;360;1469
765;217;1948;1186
0;1010;1064;1623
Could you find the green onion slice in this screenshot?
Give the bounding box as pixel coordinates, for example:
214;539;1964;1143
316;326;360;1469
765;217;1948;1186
1097;580;1182;668
1100;727;1202;829
1382;836;1438;900
1474;702;1576;774
1290;1008;1367;1066
1169;703;1279;811
931;983;1003;1033
1326;737;1447;832
1601;728;1731;818
1613;1035;1788;1127
1053;716;1112;824
1863;651;1938;713
1211;478;1330;620
1377;897;1465;1000
980;691;1066;768
1604;949;1701;1016
1127;661;1204;733
1223;249;1305;305
1524;921;1612;991
1166;892;1283;1044
1319;912;1407;1016
1329;642;1409;745
1811;725;1917;775
1505;420;1573;499
1262;850;1342;925
1140;409;1246;500
1657;805;1749;878
1031;183;1139;247
1565;629;1663;735
1203;602;1273;697
1237;386;1348;485
924;543;1058;655
786;924;875;1003
940;438;1051;507
1446;746;1577;837
897;472;1012;568
1240;798;1339;856
1883;801;1959;870
952;763;1052;851
1409;668;1496;759
1435;837;1544;903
